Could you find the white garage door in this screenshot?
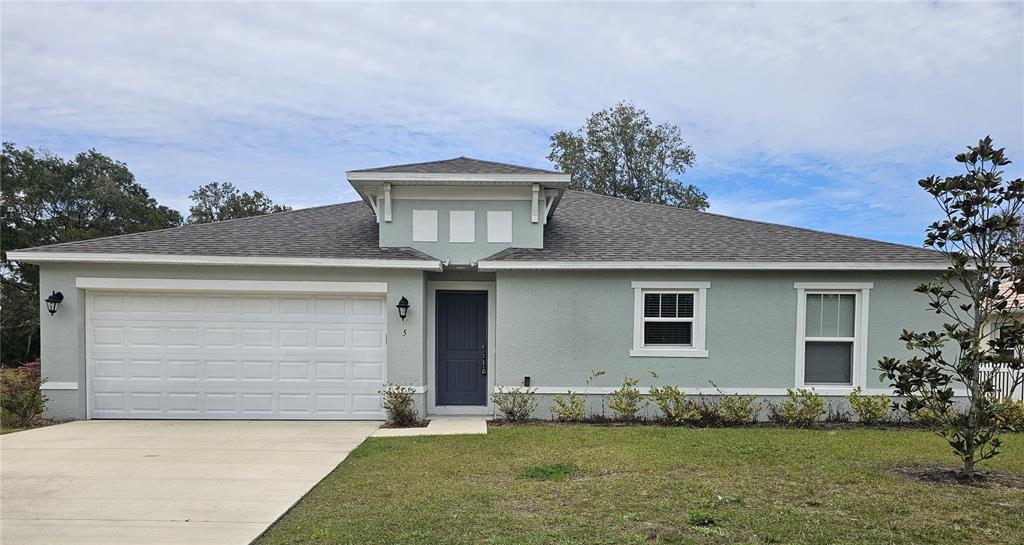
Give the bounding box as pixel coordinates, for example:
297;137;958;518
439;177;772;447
86;291;387;420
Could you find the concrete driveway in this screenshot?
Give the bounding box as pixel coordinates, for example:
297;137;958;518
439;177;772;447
0;420;379;545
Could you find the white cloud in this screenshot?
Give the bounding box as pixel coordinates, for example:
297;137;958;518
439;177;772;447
1;1;1021;244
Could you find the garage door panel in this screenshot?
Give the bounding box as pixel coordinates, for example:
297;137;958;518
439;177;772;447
89;325;385;351
87;292;386;420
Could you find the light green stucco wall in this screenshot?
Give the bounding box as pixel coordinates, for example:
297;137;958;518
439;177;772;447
37;263;428;420
379;199;542;265
493;270;943;392
37;261;946;422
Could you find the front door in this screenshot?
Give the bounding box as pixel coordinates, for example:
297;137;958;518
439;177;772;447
436;290;488;406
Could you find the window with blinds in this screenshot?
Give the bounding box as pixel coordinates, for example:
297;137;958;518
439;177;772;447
803;293;856;385
641;292;695;347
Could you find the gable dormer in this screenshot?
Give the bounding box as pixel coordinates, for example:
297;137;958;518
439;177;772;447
347;157;570;266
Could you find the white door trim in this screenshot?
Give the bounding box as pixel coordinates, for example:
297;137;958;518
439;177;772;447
426;281;496;416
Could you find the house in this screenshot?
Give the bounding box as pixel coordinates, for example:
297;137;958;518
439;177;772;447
8;157;951;421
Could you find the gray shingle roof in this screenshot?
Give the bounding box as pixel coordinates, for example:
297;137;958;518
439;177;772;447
348;156;561;175
12;190;945;266
11;202;432;261
485;191;945;264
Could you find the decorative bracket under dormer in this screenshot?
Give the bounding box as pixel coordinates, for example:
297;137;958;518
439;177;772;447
366;183;393;224
531;184;540;223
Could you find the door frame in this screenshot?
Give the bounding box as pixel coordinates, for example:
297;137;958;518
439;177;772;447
426;281;496;416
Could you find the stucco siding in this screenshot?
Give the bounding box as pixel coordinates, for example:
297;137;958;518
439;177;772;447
493;270;942;393
37;263;428;420
379;198;543;264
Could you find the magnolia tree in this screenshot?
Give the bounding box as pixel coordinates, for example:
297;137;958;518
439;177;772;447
879;137;1024;477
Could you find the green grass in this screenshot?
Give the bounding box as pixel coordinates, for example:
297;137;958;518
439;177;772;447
520;461;577;481
256;426;1024;545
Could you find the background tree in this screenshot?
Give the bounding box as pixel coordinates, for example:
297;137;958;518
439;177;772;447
879;136;1024;478
1;142;183;364
548;101;707;210
187;182;291;224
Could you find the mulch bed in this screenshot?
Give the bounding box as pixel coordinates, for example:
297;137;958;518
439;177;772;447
380;419;430;429
892;464;1024;490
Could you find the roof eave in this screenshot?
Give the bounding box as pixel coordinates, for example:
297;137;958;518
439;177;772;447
476;260;950;271
346;172;571;185
6;251;444;271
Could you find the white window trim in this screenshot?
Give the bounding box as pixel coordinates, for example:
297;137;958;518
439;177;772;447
449;210;475;243
794;282;872;391
630;281;709;358
412;209;438;242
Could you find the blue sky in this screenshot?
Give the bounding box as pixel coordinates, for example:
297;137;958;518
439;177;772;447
2;2;1022;246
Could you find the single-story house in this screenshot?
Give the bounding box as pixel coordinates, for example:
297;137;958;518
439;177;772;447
9;157;951;421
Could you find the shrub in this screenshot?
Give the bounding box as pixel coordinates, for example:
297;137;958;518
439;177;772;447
911;406;955;427
716;393;764;425
491;387;537;422
607;376;644;421
649;384;696;423
0;360;46;429
775;388;825;426
551;369;605;422
550;392;587;421
994;399;1024;431
847;387;891;425
379;383;419;427
687;398;724;426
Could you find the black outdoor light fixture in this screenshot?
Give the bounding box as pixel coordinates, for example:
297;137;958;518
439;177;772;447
396;296;410;321
45;291;64;316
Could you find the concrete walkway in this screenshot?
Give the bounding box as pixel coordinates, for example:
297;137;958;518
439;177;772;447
0;420;379;545
371;417;488;437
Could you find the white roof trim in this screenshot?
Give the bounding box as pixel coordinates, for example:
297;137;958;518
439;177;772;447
477;260;949;271
76;277;388;294
7;251;443;271
347;172;570;184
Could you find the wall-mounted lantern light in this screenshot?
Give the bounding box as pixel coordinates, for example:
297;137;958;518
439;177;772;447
45;291;64;316
395;296;410;321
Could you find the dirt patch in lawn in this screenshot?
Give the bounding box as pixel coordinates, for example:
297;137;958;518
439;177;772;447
892;464;1024;490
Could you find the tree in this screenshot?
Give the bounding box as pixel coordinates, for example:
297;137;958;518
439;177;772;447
187;182;291;224
1;142;182;364
879;136;1024;478
548;101;707;210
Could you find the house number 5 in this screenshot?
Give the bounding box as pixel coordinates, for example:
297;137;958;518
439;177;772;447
402;329;407;336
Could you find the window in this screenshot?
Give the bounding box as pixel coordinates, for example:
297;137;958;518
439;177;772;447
486;211;513;243
631;282;709;357
795;283;871;389
412;210;437;242
449;211;475;243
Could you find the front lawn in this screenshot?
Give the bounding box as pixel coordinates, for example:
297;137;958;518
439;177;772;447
257;426;1024;545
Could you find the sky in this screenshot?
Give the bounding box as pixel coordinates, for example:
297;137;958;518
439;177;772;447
2;1;1022;246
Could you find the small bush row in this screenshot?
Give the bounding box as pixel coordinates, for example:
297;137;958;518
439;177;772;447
383;371;1024;431
1;360;47;429
489;370;1024;429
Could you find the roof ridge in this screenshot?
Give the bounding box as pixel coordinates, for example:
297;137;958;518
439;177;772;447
348;156;560;174
12;201;360;253
566;190;937;255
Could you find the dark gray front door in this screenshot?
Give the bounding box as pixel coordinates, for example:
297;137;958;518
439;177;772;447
436;290;487;406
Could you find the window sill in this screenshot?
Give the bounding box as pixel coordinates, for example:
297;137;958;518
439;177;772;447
629;348;709;358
